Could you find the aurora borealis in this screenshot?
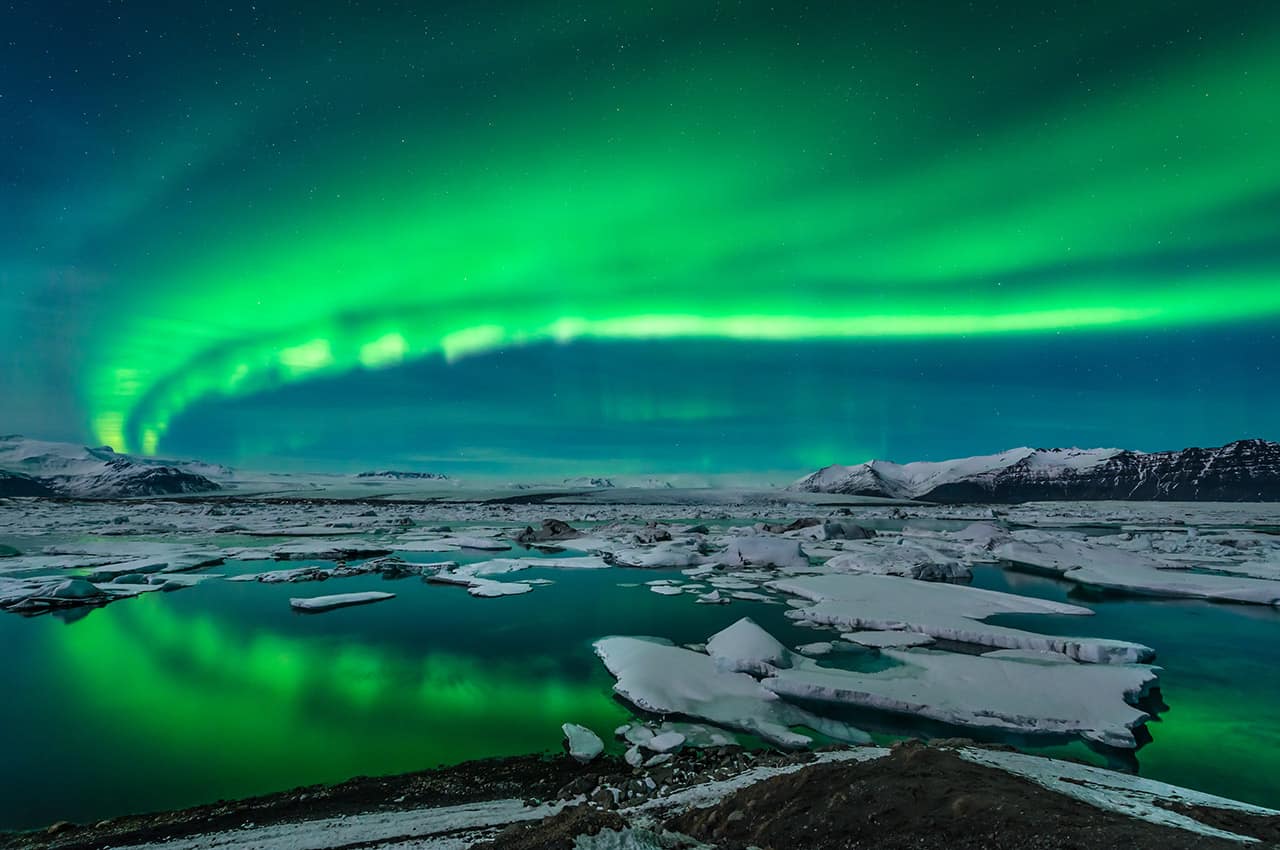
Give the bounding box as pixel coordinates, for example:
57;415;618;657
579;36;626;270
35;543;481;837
3;0;1279;473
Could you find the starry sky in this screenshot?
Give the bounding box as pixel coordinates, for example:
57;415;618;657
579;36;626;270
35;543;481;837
2;0;1278;477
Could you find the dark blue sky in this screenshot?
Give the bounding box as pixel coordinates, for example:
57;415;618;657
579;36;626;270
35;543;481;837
2;0;1278;476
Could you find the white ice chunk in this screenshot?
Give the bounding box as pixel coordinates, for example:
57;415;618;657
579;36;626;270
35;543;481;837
821;539;970;582
612;543;710;568
643;731;686;753
996;533;1280;606
706;617;794;676
771;573;1153;664
593;636;870;749
764;649;1157;749
289;591;395;611
840;630;936;648
561;723;605;763
722;537;809;570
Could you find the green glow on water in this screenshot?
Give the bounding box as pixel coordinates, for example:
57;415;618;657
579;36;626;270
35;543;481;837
1;559;1278;829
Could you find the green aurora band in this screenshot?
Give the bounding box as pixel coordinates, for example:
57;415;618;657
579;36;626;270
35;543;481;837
31;3;1274;453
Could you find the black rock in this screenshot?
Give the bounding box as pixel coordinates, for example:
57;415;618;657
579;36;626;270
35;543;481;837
0;471;58;497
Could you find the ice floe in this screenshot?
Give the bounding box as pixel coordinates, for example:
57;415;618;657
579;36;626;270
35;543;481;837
428;571;534;598
819;539;971;581
841;629;935;648
289;591;395;612
997;532;1280;606
721;536;810;570
593;635;870;748
764;647;1158;748
610;542;710;568
561;723;604;763
705;617;795;676
771;573;1154;664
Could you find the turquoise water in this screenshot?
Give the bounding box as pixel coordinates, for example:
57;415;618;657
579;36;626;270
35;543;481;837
972;565;1280;809
0;554;817;830
0;551;1277;830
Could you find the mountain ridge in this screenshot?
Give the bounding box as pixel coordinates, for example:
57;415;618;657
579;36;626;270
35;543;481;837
0;436;223;498
791;439;1280;503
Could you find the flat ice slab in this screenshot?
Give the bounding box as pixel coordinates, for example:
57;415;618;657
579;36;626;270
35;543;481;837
289;591;395;612
764;648;1158;748
771;573;1154;664
593;635;869;749
997;533;1280;606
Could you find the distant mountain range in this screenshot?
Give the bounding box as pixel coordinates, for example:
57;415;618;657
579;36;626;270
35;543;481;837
0;436;224;498
790;439;1280;503
7;433;1277;502
356;470;451;480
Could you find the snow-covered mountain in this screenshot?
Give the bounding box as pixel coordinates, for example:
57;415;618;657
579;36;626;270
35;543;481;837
0;436;224;498
791;440;1280;503
355;470;451;480
562;476;616;488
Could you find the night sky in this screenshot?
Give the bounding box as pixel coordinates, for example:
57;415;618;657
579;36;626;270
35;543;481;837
2;1;1278;477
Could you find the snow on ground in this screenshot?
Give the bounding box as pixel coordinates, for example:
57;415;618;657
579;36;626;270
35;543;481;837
770;573;1155;663
97;742;1278;850
956;746;1280;842
705;617;795;676
114;797;571;850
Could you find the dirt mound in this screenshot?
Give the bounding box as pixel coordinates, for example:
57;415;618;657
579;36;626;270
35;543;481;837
666;744;1272;850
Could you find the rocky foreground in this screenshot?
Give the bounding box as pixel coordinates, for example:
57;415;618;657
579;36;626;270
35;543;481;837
5;742;1278;850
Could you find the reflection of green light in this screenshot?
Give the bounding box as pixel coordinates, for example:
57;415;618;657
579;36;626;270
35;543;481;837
52;596;629;791
74;18;1280;452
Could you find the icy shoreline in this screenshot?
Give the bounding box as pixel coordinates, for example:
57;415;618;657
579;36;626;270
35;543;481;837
4;743;1277;850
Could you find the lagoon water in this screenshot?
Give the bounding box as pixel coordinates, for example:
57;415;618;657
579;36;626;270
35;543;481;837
1;551;1278;830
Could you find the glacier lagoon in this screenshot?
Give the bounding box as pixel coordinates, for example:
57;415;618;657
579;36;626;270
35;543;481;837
1;546;1278;831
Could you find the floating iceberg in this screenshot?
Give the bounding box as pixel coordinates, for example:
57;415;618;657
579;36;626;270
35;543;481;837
771;573;1154;664
289;591;395;612
996;533;1280;606
764;649;1158;748
705;617;795;676
561;723;604;763
722;536;810;570
593;635;870;749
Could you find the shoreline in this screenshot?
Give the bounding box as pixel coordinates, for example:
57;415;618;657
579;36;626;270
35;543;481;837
5;742;1278;850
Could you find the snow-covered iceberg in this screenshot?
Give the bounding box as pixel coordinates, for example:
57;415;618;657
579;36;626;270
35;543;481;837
764;649;1158;748
997;533;1280;606
770;573;1154;663
593;635;869;749
289;591;395;612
